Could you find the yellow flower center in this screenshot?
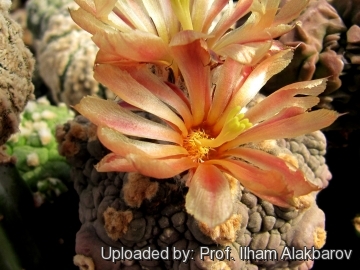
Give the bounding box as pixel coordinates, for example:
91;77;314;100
184;129;213;163
184;106;253;163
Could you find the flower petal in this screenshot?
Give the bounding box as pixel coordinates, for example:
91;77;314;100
215;41;272;65
94;64;188;136
96;153;137;172
207;58;246;126
73;96;183;144
142;0;171;43
208;0;253;47
185;164;233;228
221;109;338;150
245;78;327;124
214;49;293;132
97;126;188;158
273;0;309;25
92;29;171;64
69;8;112;35
207;158;304;208
170;31;212;126
127;154;196;179
121;66;193;129
114;0;156;33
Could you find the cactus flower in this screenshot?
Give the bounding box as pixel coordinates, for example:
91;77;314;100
70;0;309;74
74;32;338;227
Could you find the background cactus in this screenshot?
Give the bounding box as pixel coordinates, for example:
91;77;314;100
25;0;114;105
0;0;34;151
5;96;74;205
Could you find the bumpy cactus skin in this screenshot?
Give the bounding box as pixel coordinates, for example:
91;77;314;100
0;0;35;147
26;0;114;105
57;99;331;270
6;97;74;204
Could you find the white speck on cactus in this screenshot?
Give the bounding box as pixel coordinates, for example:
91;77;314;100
19;123;33;137
33;121;48;131
25;101;37;113
41;110;57;120
48;177;60;185
27;152;40;166
37;96;50;105
8;133;19;143
32;112;41;121
38;128;52;145
55;188;61;197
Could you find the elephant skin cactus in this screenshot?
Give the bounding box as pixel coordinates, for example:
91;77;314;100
57;0;339;269
6;97;74;205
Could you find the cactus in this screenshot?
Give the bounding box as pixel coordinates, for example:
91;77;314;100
0;0;35;150
25;0;114;105
6;96;74;205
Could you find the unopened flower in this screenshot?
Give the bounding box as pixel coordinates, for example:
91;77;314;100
74;34;338;227
70;0;309;73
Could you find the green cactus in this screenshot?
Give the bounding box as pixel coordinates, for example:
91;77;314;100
5;96;74;204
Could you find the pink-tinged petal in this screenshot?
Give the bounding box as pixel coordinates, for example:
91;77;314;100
208;159;289;196
191;0;212;32
208;0;253;47
74;0;97;16
228;49;293;109
185;164;233;228
215;41;272;65
206;58;244;126
94;64;188;136
92;29;171;64
143;0;170;43
95;50;140;65
201;0;229;33
97;126;188;158
94;0;117;17
69;8;112;35
159;0;179;39
273;0;309;25
207;159;297;208
221;109;338;150
170;31;212;126
121;66;193;129
214;49;293;132
222;147;320;196
114;0;156;34
96;153;137;172
164;82;191;111
266;24;294;39
245;78;327;124
73;96;183;144
127;154;196;179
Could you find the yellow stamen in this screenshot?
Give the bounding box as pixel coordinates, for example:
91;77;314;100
184;130;212;162
199;106;252;148
170;0;194;30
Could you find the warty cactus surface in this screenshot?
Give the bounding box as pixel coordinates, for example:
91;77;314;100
0;0;35;148
26;0;114;105
57;105;331;270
